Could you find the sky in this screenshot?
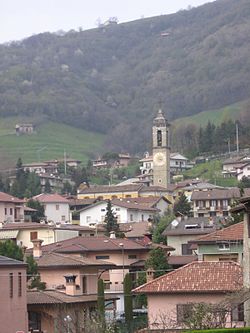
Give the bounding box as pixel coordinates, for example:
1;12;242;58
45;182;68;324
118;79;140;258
0;0;214;44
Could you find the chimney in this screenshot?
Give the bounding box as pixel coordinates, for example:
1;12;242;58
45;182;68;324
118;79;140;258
32;239;43;258
64;274;78;296
110;231;116;239
146;268;155;283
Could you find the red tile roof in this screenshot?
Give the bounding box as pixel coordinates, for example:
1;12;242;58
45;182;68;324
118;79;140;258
28;236;149;254
33;193;70;203
0;191;24;203
133;261;242;294
191;188;250;200
194;222;243;243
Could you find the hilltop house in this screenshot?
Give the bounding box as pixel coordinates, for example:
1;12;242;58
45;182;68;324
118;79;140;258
0;256;28;332
133;261;244;330
222;155;250;180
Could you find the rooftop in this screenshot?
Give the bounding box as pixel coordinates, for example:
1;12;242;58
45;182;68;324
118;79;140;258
79;184;143;195
133;261;242;294
191;188;250;200
0;255;26;267
0;191;24;204
33;193;70;203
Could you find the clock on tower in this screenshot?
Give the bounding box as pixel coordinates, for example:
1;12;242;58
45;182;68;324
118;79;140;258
152;108;170;188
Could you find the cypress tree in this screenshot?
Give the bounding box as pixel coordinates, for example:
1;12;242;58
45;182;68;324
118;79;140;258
97;278;105;317
103;200;119;236
124;273;133;329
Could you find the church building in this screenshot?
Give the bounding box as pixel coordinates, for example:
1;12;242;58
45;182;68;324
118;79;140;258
152;109;170;188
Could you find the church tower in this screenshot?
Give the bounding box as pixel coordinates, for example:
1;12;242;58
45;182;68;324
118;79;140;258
152;108;170;188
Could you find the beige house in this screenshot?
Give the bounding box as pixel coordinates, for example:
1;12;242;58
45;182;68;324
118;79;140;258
0;191;25;223
0;255;28;332
133;261;244;330
31;236;155;314
27;242;116;332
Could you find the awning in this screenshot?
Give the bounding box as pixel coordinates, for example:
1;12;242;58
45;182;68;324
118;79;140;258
0;229;19;239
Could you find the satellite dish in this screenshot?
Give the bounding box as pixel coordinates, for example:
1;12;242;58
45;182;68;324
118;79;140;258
171;219;179;229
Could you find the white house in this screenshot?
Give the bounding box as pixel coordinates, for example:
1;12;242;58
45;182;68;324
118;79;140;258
0;192;25;223
33;193;70;223
79;199;159;227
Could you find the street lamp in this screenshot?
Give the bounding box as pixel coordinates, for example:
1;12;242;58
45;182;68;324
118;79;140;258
119;242;125;282
64;314;72;333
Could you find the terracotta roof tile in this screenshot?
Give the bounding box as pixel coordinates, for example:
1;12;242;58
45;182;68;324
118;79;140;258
33;193;70;203
191;188;250;200
0;191;24;203
193;222;243;243
133;261;242;294
79;184;143;194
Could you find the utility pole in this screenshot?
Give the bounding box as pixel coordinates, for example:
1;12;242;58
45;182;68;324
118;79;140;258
64;150;67;175
228;138;231;155
236;121;239;154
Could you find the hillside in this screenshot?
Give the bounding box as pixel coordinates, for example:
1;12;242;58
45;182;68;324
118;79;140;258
0;118;104;169
0;0;250;152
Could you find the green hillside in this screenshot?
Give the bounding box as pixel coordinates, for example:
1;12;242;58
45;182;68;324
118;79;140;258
173;99;249;128
0;118;104;169
0;0;250;152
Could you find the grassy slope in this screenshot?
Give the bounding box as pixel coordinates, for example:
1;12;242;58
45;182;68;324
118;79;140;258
184;160;238;187
0;117;105;169
173;99;248;128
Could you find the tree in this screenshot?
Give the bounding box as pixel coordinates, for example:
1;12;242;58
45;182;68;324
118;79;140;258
44;179;52;193
152;211;175;244
26;255;46;290
124;273;133;329
0;240;23;261
145;247;170;278
26;199;45;222
103;200;119;236
61;181;72;195
97;278;105;318
173;193;191;216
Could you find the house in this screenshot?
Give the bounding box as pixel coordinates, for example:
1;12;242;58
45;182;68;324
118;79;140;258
133;261;244;330
0;191;25;223
189;222;243;263
92;153;132;169
39;173;64;192
33;193;70;223
27;242;116;332
78;199;158;226
191;188;250;218
231;196;250;325
0;255;28;332
30;236;153;314
163;216;217;256
222;155;250;179
0;222;87;248
15;123;34;135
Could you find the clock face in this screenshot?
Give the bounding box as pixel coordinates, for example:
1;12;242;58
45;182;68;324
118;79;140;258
153;152;166;166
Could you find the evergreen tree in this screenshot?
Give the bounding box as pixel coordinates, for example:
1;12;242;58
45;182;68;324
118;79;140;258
145;247;170;278
124;273;133;330
0;240;23;261
26;199;45;222
97;278;105;317
26;255;46;290
62;181;72;194
152;211;175;244
103;200;119;236
44;179;52;193
173;193;191;216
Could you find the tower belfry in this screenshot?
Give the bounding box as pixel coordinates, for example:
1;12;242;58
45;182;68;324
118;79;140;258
152;108;170;188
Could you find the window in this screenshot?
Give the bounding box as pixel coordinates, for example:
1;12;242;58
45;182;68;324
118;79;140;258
125;195;131;198
116;208;120;211
56;204;59;210
10;208;13;215
82;276;87;294
181;244;192;255
177;304;194;324
218;243;230;251
9;273;13;298
211;200;217;207
61;215;65;221
210;212;216;217
30;231;38;241
198;213;204;217
130;214;133;221
111;195;117;199
141;214;144;221
86;216;91;223
232;303;244;322
223;211;229;217
96;255;110;260
101;208;106;212
157;130;162;146
18;272;22;297
4;208;7;215
128;254;137;259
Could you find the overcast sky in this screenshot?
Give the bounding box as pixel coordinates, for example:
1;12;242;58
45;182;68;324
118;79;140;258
0;0;214;44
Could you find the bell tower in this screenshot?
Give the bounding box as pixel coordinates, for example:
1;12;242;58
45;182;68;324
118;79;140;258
152;108;170;188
